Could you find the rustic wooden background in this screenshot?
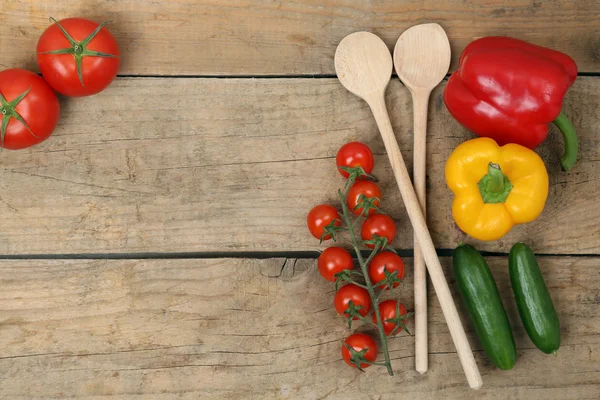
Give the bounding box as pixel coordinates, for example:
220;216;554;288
0;1;599;399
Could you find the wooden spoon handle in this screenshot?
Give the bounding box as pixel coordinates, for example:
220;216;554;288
412;91;430;375
368;94;482;390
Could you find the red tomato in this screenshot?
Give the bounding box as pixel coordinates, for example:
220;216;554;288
341;333;378;369
347;180;381;216
318;247;354;281
307;204;341;240
361;214;396;249
334;284;371;319
336;142;374;178
0;68;60;150
368;251;405;289
372;300;408;335
37;18;120;97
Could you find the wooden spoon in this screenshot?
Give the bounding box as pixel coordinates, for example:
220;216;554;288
335;31;482;390
393;23;451;375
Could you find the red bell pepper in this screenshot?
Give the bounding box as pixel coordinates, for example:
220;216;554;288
444;36;578;171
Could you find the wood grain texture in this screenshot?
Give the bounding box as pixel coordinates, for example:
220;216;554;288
0;257;598;399
0;78;598;255
0;0;599;75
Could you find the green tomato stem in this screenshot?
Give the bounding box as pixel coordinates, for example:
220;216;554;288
42;18;119;88
340;275;369;290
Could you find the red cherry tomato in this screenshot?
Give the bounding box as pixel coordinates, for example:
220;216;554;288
372;300;408;335
336;142;374;178
368;251;405;289
341;333;378;369
334;284;371;319
318;247;354;281
0;68;60;150
361;214;396;249
347;180;381;216
307;204;341;240
37;18;120;97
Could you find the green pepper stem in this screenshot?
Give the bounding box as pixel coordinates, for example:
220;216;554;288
478;162;513;204
553;112;578;172
488;163;504;193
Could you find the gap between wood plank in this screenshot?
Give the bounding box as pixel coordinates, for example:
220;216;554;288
114;72;600;79
0;250;598;260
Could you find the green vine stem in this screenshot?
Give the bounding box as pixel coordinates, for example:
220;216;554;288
337;176;394;376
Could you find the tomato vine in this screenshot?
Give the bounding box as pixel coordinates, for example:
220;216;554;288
326;166;413;376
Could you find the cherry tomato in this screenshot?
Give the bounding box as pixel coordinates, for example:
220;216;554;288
334;284;371;319
347;180;381;216
307;204;341;240
37;18;120;97
372;300;408;335
341;333;378;369
318;247;354;281
336;142;374;178
368;251;405;289
361;214;396;249
0;68;60;150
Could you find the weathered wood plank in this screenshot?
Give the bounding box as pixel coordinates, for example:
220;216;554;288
1;78;598;254
0;257;598;399
1;0;599;75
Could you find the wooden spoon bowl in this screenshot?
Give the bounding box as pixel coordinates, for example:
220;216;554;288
335;31;392;103
394;23;451;93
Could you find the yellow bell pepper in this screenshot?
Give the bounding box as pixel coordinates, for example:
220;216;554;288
445;138;549;241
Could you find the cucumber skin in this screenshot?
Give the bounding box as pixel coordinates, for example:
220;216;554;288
509;243;561;354
453;244;517;370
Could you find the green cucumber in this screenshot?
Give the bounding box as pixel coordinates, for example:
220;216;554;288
453;244;517;370
509;243;561;355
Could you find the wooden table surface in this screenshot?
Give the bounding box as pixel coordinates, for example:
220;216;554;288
0;1;599;399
